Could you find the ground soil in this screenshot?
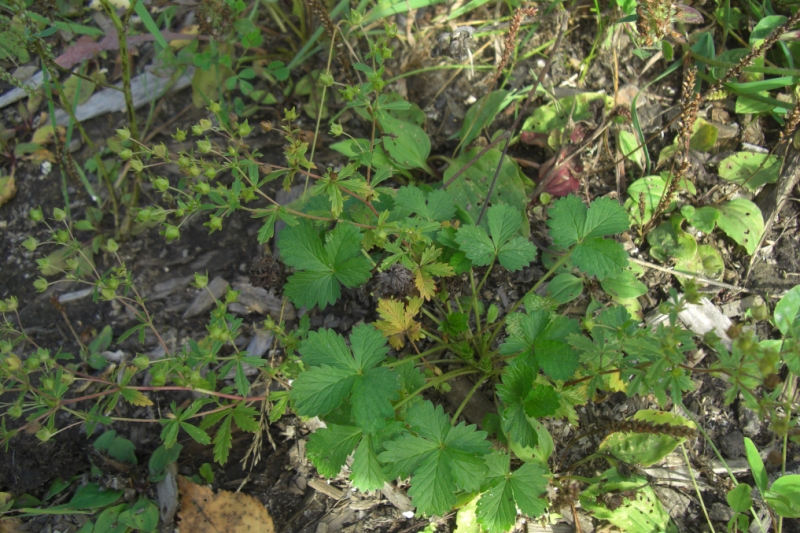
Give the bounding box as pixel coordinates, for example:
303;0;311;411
2;2;800;532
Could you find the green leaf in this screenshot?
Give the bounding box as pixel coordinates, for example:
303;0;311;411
727;483;752;513
394;185;455;222
487;203;523;245
549;195;628;252
600;269;647;301
350;322;390;370
212;416;232;465
647;215;698;262
477;452;548;532
718;152;781;191
279;222;371;309
278;220;329;271
522;92;611;134
497;236;536;271
351;367;397;432
290;366;355;416
379;401;490;516
325;224;373;287
536;337;579;381
618;130;644;168
624;175;667;227
457;204;535;271
496;359;539;447
180;422;211;446
234;361;249;396
94;430;137;465
307;424;362;478
457;90;510;148
599;410;696;467
546;273;583;305
717;198;764;254
118;498;159;531
148;443;182;482
688;118;718;151
379;112;431;171
500;311;580;381
231;404;259;433
583;197;630;240
681;205;719;233
773;284;800;336
548;195;585;248
292;325;398;428
257;211;278;243
351;435;388;491
456;225;495;266
523;384;560;418
443;148;528;219
744;437;768;494
572;238;628;280
301;329;354;369
69;483;122;509
581;473;678;532
765;475;800;518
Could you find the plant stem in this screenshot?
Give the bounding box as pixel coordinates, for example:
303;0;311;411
393;367;478;411
451;374;490;425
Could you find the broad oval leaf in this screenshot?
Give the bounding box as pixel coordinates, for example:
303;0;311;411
717;198;764;254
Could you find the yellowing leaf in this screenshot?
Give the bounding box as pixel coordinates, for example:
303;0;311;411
31;124;65;146
122;387;153;407
177;476;275;532
414;269;436;301
375;297;423;349
414;246;454;300
170;24;199;49
0;176;17;207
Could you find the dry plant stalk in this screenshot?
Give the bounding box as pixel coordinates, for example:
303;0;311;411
644;8;800;234
646;64;700;232
703;9;800;104
490;5;538;85
304;0;355;84
779;99;800;142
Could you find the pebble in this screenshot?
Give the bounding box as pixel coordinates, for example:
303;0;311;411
182;276;229;318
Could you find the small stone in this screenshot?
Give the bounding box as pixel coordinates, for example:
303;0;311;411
709;502;734;522
720;430;745;458
183;276;228;318
246;329;274;358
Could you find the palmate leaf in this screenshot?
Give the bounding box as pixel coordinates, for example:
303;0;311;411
278;221;372;309
456;204;536;271
547;194;629;249
394;186;455;221
375;297;423;349
290;366;355;416
499;310;580;381
547;195;630;280
477;452;549;533
456;225;494;265
352;435;387;491
496;358;539;447
290;325;399;431
306;424;362;477
351;368;397;432
572;238;628;280
378;401;490;516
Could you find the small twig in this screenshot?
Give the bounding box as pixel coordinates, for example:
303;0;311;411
628;256;750;293
746;147;800;282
